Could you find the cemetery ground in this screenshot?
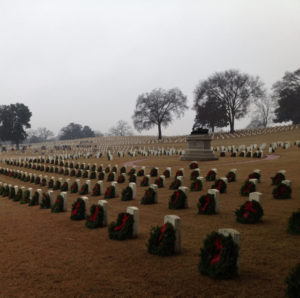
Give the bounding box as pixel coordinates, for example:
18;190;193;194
0;129;300;297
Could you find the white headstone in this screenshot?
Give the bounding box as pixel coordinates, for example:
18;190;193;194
208;189;220;213
98;200;108;226
282;180;291;187
111;181;118;196
164;215;181;253
60;192;68;211
127;206;139;237
129;182;136;199
249;192;263;205
80;196;89;216
178;186;189;208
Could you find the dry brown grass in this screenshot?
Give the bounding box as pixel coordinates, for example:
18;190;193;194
0;131;299;297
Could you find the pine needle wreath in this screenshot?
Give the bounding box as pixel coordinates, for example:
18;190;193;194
199;231;239;279
226;171;236;182
163;169;170;178
20;190;30;204
0;186;4;196
82;171;89;178
287;210;300;235
150;168;158;177
140;176;149;187
117;175;125;183
92;183;101;196
104;186;116;199
154;177;164;188
70;170;75;177
70;198;86;220
147;223;176;256
41;178;47;186
79;183;89;195
248;172;261;183
169;178;182;190
108;212;134;240
285;263;300;298
51;195;64;213
120;166;126;174
105;166;111;173
8;187;16;200
98;172;105;180
197;194;216;215
85;204;105;229
240;180;256;196
141;188;156;204
76;170;82;177
271;172;285;185
29;192;39;206
235;200;264;224
35;177;41;184
107;172;115;182
169;189;187;209
48;179;54;189
61;182;69;192
211;179;227;193
53;181;61;190
129;175;136;183
190;170;200;180
206;170;216;181
3;185;9;197
137;169;144;176
175;170;184;177
89;171;96;179
190;179;203;191
220;152;226;157
128;168;136;176
189;162;198;169
121;186;133;201
273;183;292;199
14;189;23;202
40;193;51;209
70;182;78;193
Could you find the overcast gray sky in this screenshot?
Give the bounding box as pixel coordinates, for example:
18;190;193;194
0;0;300;136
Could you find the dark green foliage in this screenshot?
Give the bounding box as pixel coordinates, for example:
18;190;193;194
40;193;51;209
287;210;300;235
271;172;285;185
286;263;300;298
108;212;134;240
79;183;89;195
211;179;227;193
197;194;216;215
169;189;187;209
104;186;116;199
86;204;105;229
235;200;264;224
121;186;133;201
70;198;86;220
206;170;216;181
169;178;181;190
141;188;156;205
29;192;39;206
240;181;256;196
199;232;239;279
147;223;176;256
273;183;292;199
226;171;236;182
190;179;203;191
51;195;64;213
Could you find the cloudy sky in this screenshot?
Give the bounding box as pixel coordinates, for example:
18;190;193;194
0;0;299;136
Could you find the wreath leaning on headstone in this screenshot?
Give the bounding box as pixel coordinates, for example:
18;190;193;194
29;191;39;206
104;186;116;199
108;212;134;240
92;183;101;196
169;189;187;210
235;200;264;224
272;183;292;199
140;176;149;187
163;169;170;178
226;171;236;182
14;189;23;202
190;170;200;180
141;188;156;205
271;172;285;185
190;179;203;191
206;170;216;181
70;198;86;220
86;204;105;229
121;186;133;201
154;177;164;188
197;194;216;215
199;231;239;279
169;178;182;190
79;183;89;195
147;223;176;256
51;195;64;213
248;172;261;183
40;193;51;209
211;179;227;193
240;180;256;196
189;162;198;169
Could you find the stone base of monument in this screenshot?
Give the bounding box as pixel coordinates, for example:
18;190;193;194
180;134;218;161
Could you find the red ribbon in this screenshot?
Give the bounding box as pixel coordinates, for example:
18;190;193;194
210;238;223;265
201;196;211;211
216;181;223;191
88;206;99;222
72;202;80;216
114;214;129;231
174;191;180;204
243;201;257;218
158;224;167;244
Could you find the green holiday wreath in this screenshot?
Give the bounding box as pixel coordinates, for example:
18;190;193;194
121;186;133;201
51;195;64;213
285;263;300;298
168;189;187;209
271;172;285;185
92;183;101;196
108;212;134;240
79;183;89;195
154;177;164;188
226;171;236;182
169;178;182;190
86;204;105;229
199;231;239;279
40;193;51;209
240;180;256;196
287;210;300;235
29;191;39;206
211;179;227;193
147;223;176;256
70;198;86;220
140;176;149;187
190;179;203;191
197;194;216;215
273;183;292;199
235;200;264;224
104;185;116;199
206;170;216;181
141;188;156;205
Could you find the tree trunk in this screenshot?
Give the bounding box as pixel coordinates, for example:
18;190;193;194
158;123;162;140
15;140;19;150
229;118;235;133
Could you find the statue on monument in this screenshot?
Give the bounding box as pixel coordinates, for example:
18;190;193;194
191;122;209;135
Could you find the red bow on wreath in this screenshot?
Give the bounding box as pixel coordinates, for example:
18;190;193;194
210;237;223;265
201;196;211;212
216;181;223;191
72;201;81;216
114;214;129;231
173;191;180;204
243;201;257;218
158;223;167;244
88;206;99;222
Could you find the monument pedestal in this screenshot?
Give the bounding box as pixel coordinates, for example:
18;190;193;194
180;134;218;161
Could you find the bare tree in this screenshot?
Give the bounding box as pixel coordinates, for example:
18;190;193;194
37;127;54;142
194;70;265;133
132;88;188;139
253;95;274;127
109;120;134;136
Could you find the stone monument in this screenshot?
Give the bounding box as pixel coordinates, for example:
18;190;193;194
180;124;218;161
